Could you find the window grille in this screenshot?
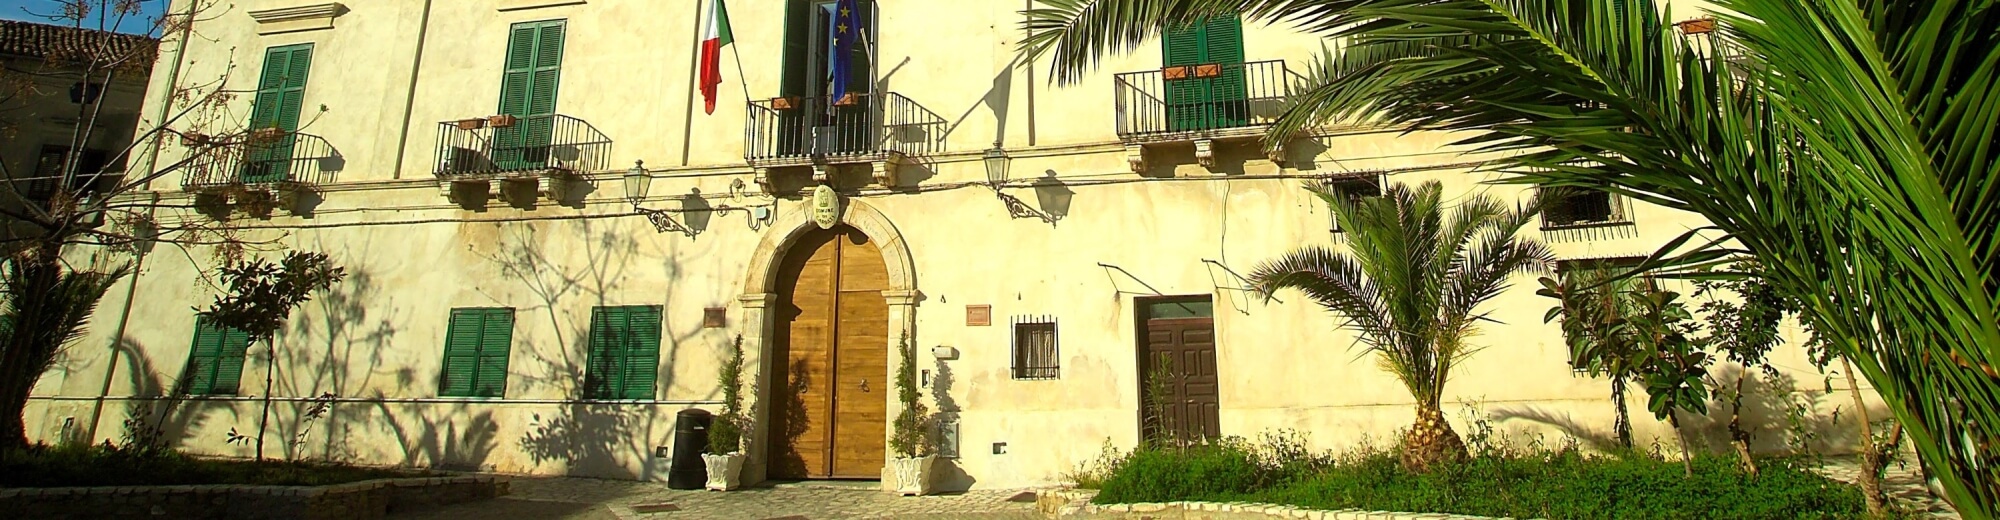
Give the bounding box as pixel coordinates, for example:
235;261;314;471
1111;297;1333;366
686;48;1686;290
1011;316;1059;380
1321;175;1384;234
1542;189;1630;228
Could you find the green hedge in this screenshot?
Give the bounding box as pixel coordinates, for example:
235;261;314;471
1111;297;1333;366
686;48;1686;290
1;444;419;488
1091;440;1874;520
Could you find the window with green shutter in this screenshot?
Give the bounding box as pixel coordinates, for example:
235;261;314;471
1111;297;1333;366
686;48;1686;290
494;20;566;170
583;306;663;401
439;308;516;398
184;317;251;396
244;44;313;183
1162;14;1248;131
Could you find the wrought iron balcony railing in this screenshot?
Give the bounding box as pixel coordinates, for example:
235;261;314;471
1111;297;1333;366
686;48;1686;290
433;114;611;178
1114;60;1301;140
180;131;338;189
745;92;945;166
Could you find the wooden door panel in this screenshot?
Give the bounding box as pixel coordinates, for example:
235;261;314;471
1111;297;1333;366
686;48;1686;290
832;289;889;477
770;226;892;480
771;230;840;478
1141;316;1221;441
832;232;889;477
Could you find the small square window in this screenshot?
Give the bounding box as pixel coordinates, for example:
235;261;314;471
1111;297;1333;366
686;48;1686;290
1542;189;1629;228
1319;175;1383;234
1011;316;1059;380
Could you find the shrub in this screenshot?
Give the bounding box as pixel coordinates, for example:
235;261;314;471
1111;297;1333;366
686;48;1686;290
0;443;417;487
1089;431;1876;520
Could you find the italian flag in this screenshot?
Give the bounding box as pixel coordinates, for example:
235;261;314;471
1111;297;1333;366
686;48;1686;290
698;0;734;115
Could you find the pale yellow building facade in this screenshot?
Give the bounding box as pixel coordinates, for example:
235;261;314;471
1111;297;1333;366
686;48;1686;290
26;0;1871;490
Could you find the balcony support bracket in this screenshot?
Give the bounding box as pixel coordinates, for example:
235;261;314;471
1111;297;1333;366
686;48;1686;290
1194;139;1217;170
755;168;776;194
811;164;834;184
870;152;907;187
1124;144;1148;175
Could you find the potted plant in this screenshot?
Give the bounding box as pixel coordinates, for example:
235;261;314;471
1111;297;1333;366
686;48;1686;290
703;336;748;491
888;337;939;496
455;118;486;131
487;114;519;128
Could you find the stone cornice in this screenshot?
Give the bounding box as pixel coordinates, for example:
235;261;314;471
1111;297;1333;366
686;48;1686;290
246;3;346;35
497;0;587;12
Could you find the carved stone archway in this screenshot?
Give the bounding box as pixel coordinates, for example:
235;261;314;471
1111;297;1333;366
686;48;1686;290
735;198;917;485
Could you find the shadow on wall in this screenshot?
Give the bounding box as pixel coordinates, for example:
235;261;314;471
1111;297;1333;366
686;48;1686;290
930;360;977;493
476;221;722;480
1490;364;1877;457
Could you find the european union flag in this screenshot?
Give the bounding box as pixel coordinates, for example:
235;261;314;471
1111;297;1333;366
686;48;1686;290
829;0;864;104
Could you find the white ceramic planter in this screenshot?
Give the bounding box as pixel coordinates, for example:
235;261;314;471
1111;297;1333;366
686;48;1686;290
889;455;937;496
703;453;746;491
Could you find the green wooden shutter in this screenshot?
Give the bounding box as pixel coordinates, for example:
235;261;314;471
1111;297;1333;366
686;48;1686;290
584;308;621;399
184;320;225;395
1163;21;1206;131
244;44;312;183
495;20;564;170
474;310;515;398
621;306;662;400
1161;15;1247;131
213;326;250;394
439;310;485;397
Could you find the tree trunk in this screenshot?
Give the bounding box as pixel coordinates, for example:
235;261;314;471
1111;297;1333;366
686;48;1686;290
1842;358;1887;516
1668;410;1694;477
1612;373;1633;450
255;340;275;461
0;377;31;450
1730;373;1759;476
1401;402;1468;473
0;244;65;451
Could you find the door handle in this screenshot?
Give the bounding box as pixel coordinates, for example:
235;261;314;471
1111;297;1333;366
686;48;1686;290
860;379;870;392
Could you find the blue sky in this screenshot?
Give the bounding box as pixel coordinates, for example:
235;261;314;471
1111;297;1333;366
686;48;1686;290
0;0;168;35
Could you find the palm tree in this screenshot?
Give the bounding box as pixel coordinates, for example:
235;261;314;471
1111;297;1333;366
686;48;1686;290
1249;180;1552;472
1023;1;1998;515
0;256;129;449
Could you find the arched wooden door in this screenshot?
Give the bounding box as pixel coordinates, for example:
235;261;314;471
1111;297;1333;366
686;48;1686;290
768;225;890;479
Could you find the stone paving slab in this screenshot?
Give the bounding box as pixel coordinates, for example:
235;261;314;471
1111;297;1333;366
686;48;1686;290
388;477;1042;520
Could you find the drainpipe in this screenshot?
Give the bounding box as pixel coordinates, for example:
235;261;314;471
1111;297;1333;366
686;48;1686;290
388;0;438;179
83;192;158;443
136;0;198;191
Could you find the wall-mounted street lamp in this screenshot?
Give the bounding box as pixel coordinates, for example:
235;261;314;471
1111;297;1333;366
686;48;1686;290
983;141;1010;188
623;160;695;236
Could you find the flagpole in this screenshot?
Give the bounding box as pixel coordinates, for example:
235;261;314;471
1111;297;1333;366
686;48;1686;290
727;10;749;109
679;0;707;166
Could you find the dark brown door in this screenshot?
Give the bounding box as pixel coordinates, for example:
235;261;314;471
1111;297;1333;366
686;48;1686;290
1139;297;1221;442
770;226;890;479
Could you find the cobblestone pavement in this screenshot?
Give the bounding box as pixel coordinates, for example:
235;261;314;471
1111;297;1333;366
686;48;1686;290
389;478;1045;520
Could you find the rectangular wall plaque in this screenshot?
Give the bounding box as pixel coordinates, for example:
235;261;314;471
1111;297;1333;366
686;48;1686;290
966;305;992;326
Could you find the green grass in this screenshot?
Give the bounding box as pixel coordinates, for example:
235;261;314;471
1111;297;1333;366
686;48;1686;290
1088;438;1876;520
0;444;422;488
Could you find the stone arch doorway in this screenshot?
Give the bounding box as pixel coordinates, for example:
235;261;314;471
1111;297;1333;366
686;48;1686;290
738;199;916;482
767;225;888;478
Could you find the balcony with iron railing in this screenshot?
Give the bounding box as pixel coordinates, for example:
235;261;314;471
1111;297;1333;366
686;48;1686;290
181;130;339;190
1113;59;1302;172
744;92;945;190
433;114;611;204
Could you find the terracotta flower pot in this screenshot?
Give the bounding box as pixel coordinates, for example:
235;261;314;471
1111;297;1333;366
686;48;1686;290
455;118;486;131
488;114;519;128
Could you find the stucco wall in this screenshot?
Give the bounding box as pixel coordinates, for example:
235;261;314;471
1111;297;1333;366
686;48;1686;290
26;0;1880;491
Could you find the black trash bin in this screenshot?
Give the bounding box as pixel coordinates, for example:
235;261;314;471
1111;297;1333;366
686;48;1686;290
667;408;713;490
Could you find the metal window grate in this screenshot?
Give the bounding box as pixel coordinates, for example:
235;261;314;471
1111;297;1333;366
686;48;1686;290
1011;316;1059;380
1542;189;1631;229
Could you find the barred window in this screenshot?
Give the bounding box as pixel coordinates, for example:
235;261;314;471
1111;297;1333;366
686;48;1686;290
1011;316;1059;380
1542;188;1629;228
1321;175;1383;234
